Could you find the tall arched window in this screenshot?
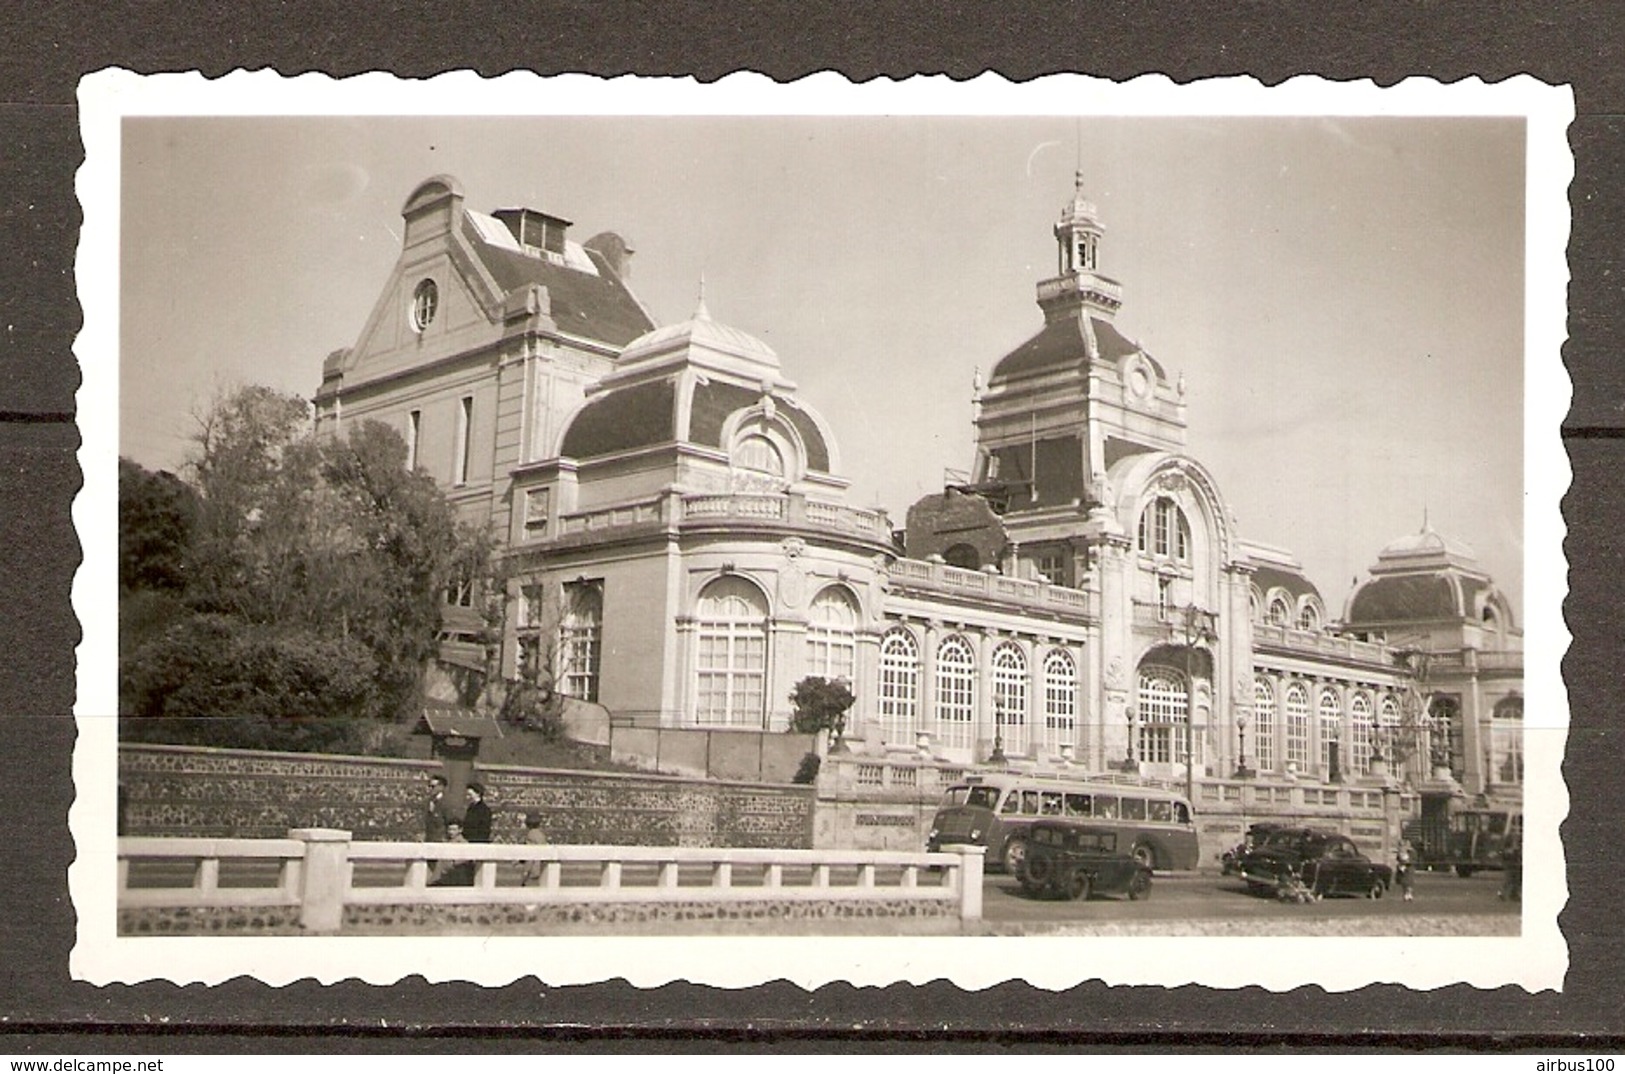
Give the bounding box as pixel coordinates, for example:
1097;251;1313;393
877;628;920;745
1254;677;1276;772
1297;603;1320;632
1319;687;1343;775
1137;497;1191;561
935;635;977;750
1492;694;1524;784
1379;695;1401;764
991;643;1028;755
693;576;769;727
1285;683;1310;770
1137;668;1188;765
1350;692;1373;776
558;580;603;702
805;586;858;683
1429;696;1465;779
1267;596;1291;627
1042;649;1078;757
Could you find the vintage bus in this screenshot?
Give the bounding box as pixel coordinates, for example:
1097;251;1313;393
925;772;1200;873
1405;796;1523;877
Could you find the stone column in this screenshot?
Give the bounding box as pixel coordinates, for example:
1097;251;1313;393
918;620;939;752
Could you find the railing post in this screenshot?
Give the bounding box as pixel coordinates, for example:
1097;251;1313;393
290;828;352;933
947;844;985;922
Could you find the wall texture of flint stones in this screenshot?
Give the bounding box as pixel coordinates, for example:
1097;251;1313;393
119;744;816;847
118;898;956;936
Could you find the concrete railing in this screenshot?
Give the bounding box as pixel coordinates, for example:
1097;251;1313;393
118;830;986;933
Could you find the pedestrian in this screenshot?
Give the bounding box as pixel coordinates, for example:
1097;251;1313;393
423;774;449;843
428;821;473;886
463;781;494;844
520;811;549;887
1498;837;1522;902
1396;840;1415;901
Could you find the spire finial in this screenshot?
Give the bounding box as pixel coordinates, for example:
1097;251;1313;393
693;271;710;321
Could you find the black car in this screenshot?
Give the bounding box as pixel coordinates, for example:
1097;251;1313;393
1220;821;1289;875
1237;827;1393;900
1016;820;1153;901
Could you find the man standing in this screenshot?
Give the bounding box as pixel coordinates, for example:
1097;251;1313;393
423;774;449;844
463;781;494;844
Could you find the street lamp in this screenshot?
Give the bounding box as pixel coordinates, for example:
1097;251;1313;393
1175;604;1218;805
1235;710;1252;778
989;696;1007;765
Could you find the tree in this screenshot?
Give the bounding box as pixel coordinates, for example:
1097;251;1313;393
119;385;488;739
788;676;856;738
118;457;196;592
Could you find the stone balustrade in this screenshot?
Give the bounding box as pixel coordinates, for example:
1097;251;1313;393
117;830;986;934
887;558;1095;617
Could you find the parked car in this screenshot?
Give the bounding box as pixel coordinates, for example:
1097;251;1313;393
1015;820;1153;901
1237;827;1393;900
1219;821;1289;875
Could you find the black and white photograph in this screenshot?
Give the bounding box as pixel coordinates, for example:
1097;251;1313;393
73;71;1571;992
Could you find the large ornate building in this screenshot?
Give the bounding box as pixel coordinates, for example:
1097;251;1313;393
313;171;1523;809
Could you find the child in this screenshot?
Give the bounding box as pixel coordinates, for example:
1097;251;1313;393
520;812;550;887
1396;840;1415;901
429;821;473;886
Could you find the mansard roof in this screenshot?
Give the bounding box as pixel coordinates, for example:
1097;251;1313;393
473;241;655;347
991;313;1164;381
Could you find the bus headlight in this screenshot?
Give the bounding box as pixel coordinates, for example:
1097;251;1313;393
970;828;982;840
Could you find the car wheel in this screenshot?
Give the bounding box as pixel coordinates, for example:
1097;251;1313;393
1367;878;1384;900
1129;842;1157;871
1004;838;1029;874
1067;869;1092;902
1128;871;1151;901
1455;865;1476;878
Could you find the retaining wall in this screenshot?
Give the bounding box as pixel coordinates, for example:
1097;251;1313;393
120;743;815;847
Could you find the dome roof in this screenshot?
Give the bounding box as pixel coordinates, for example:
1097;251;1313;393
618;297;780;371
1343;523;1504;628
1376;524;1477;563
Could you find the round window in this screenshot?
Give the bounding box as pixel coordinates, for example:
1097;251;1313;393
411;279;439;332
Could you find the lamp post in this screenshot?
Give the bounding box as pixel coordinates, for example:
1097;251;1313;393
989;697;1007;765
1235;710;1252;778
1175;604;1218;806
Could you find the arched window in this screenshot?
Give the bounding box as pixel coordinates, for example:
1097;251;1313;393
1319;687;1343;775
1249;589;1262;623
877;628;919;745
1492;694;1523;784
805;586;858;684
991;643;1028;755
1137;668;1188;765
1267;596;1291;627
1350;692;1373;776
411;278;438;332
734;434;784;476
1429;696;1464;779
1254;677;1276;772
693;576;769;727
1297;603;1320;632
1042;649;1078;757
1137;497;1191;561
1285;683;1310;770
934;635;977;750
558;581;603;702
1377;695;1401;768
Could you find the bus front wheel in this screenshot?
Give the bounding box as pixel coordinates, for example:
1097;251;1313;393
1455;865;1477;878
1129;842;1158;871
1004;838;1028;874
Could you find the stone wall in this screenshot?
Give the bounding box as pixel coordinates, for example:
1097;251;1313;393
609;725;815;783
120;744;815;847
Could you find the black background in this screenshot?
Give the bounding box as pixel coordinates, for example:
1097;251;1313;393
2;0;1621;1052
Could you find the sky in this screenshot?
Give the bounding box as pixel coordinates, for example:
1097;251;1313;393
119;113;1526;619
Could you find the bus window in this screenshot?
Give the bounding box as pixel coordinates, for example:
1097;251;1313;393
941;787;969;807
966;787;1000;810
1093;795;1119;819
1147;800;1172;823
1122;797;1147;821
1173;802;1190;824
1486;813;1507;836
999;792;1020;815
1065;793;1091;817
1022;790;1043;815
1041;792;1064;815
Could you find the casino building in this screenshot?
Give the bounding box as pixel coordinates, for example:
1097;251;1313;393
313;172;1523;821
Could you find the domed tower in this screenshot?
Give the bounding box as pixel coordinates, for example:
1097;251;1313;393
1342;524;1523;797
507;295;893;732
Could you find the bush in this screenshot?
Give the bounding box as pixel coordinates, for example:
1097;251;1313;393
792;752;822;785
787;676;856;737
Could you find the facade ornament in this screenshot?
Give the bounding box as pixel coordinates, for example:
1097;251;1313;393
761;393;777;422
781;537;805;560
1106;656;1124;689
1177;371;1187;399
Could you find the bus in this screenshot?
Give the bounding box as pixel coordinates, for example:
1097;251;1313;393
1404;796;1522;877
925;772;1199;873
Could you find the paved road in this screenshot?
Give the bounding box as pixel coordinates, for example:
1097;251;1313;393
982;867;1520;927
